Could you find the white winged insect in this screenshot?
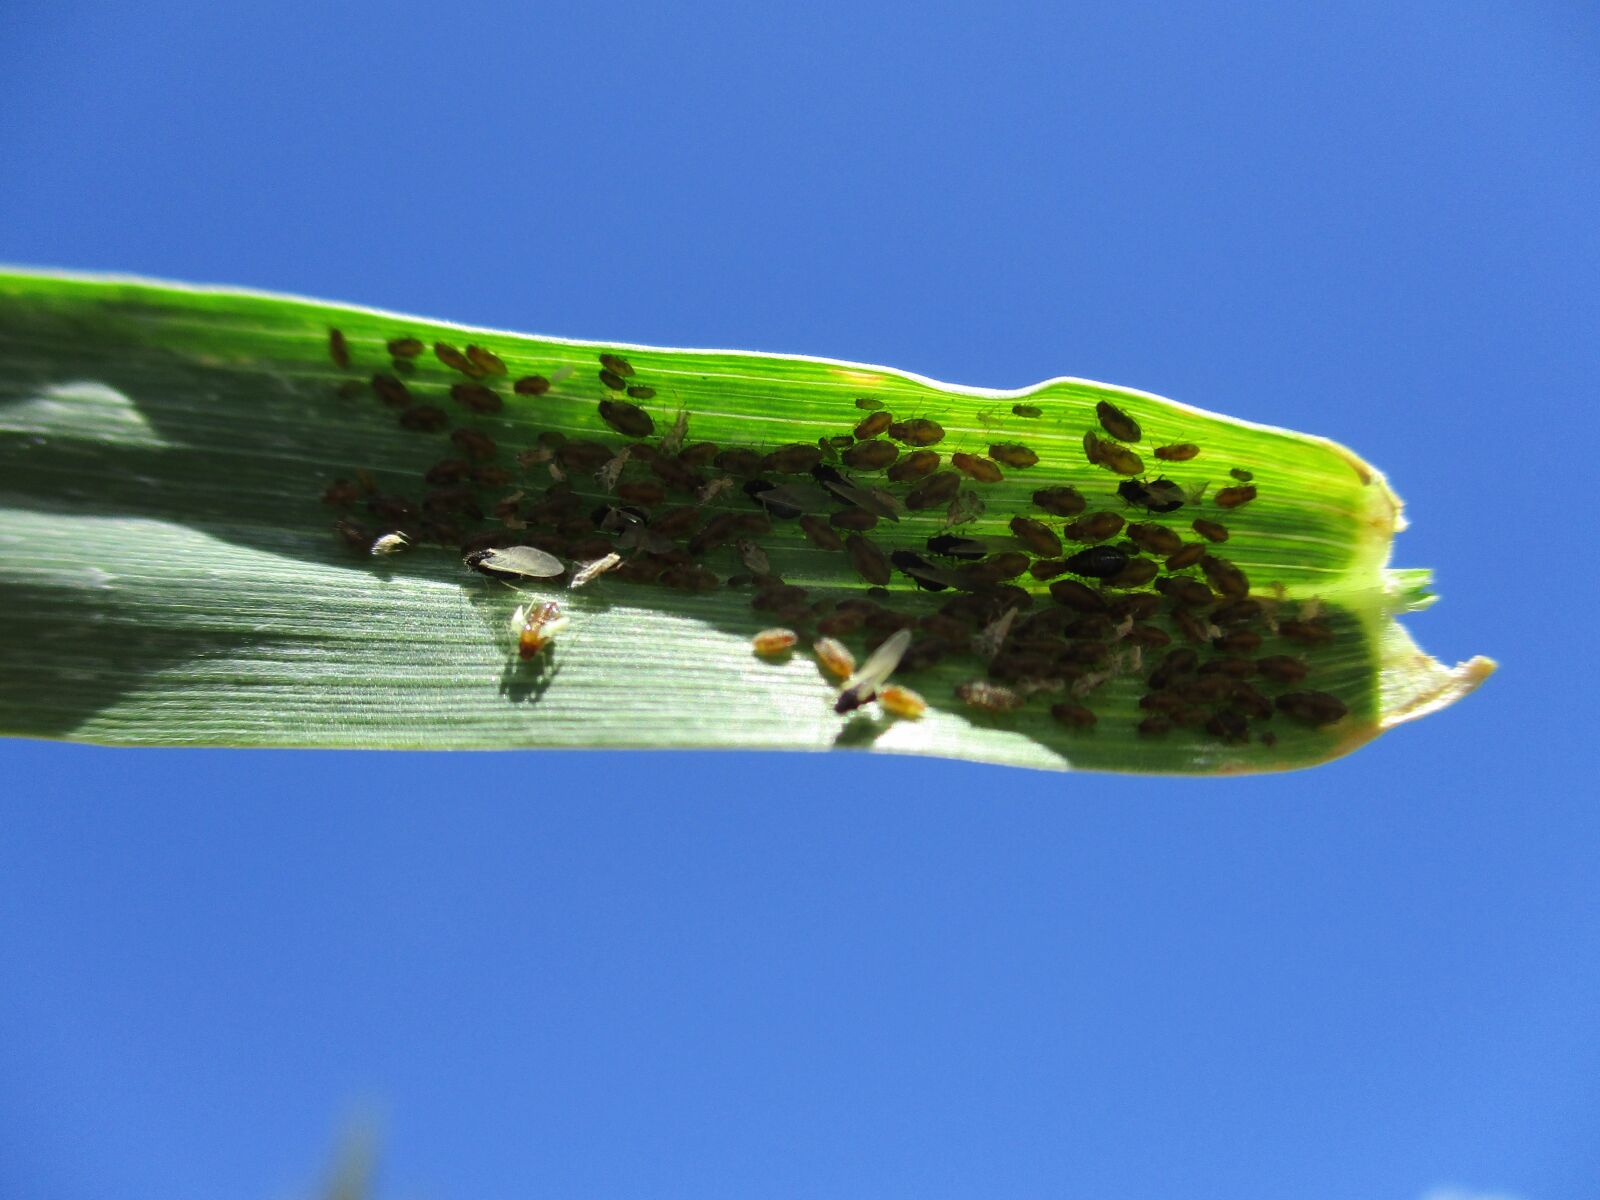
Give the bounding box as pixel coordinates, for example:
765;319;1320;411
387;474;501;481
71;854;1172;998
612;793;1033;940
464;545;566;583
834;627;913;714
369;531;411;556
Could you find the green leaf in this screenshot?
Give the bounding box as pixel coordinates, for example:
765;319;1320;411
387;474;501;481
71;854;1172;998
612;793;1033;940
0;269;1491;772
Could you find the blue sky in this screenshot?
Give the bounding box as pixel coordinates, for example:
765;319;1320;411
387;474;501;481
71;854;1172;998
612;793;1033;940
1;2;1597;1198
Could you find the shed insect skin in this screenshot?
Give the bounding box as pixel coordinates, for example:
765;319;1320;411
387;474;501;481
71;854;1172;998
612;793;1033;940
955;680;1024;713
569;552;623;589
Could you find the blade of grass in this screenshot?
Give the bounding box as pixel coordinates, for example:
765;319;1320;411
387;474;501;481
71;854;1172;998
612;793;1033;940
0;269;1491;772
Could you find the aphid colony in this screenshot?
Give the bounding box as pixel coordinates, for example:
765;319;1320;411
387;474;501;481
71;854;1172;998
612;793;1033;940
320;326;1349;743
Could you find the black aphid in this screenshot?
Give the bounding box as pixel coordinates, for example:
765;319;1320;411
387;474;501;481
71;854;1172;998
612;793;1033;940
599;399;655;438
1064;546;1130;580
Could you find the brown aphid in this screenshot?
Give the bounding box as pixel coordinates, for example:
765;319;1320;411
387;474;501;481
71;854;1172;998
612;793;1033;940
425;458;473;485
1137;715;1172;737
955;680;1024;713
660;563;719;591
1126;623;1172;648
1276;690;1349;727
830;508;879;531
988;443;1039;469
1212;599;1264;626
513;375;551;395
614;480;664;506
845;533;892;586
597;368;626;391
1215;484;1258;509
623;384;655;401
853;410;892;439
1063;512;1124;543
1191;518;1229;543
434;341;477;375
950;452;1003;483
765;443;823;474
905;471;962;510
713;448;764;477
1213;629;1263;654
1049;579;1109;613
1008;516;1063;557
1126;522;1183;555
1256;655;1310;685
650;506;702;538
370;372;412;408
1011;404;1042;419
887;450;941;482
465;344;506;376
1154;443;1200;462
1110;593;1162;620
1156;577;1215;607
1200;554;1250;599
1229;467;1254;482
854;397;882;410
1095;440;1144;476
1201;656;1257;680
328;327;351;369
557;440;614;472
1164;544;1206;571
1106;558;1158;588
677;442;719;469
1205;711;1250;743
450;428;497;461
752;628;799;658
599;352;634;377
332;517;372;550
1029;486;1085;519
796;514;844;551
842;440;898;471
817;609;865;637
322;478;360;507
1095;400;1141;442
387;336;424;359
1029;559;1069;581
887;418;945;447
1082;429;1104;466
399;405;449;432
1279;618;1334;646
1173;609;1211;644
450;382;503;414
598;399;655;439
1049;702;1097;729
